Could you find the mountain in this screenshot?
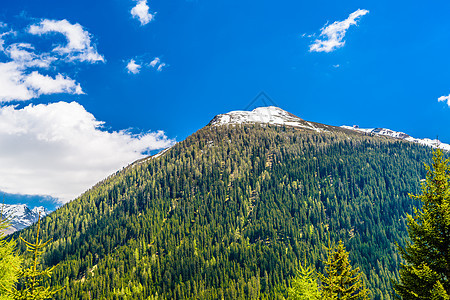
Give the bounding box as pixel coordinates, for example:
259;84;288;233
2;204;49;234
15;106;434;299
342;125;450;151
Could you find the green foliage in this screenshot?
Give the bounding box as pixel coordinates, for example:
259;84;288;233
0;214;21;300
14;125;433;299
288;264;321;299
320;240;370;300
393;149;450;299
7;214;62;300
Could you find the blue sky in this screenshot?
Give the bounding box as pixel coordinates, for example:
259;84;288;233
1;0;450;208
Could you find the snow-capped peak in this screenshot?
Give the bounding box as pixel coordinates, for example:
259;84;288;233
209;106;302;126
209;106;322;131
342;125;450;151
1;204;49;233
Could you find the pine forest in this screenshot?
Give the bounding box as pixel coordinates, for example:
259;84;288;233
7;123;437;299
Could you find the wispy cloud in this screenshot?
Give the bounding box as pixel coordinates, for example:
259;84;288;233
149;57;160;68
438;94;450;106
0;102;175;203
131;0;156;26
5;43;56;68
126;56;167;74
0;26;15;52
156;62;166;72
309;9;369;53
149;57;166;71
126;59;141;74
29;19;104;63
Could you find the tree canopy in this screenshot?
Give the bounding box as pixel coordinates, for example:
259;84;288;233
320;240;370;300
288;264;321;300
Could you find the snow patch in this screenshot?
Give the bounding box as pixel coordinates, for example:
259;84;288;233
209;106;322;131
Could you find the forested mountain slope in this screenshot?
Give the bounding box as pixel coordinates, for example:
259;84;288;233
16;117;432;299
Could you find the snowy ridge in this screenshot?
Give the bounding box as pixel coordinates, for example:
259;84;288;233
209;106;450;151
1;204;49;233
150;145;174;160
209;106;322;131
342;125;450;151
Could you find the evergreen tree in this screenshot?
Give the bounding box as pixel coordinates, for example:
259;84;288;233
393;149;450;299
320;240;370;300
288;264;321;299
0;213;21;300
6;213;62;300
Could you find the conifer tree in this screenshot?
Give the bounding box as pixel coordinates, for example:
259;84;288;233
288;264;322;300
393;149;450;299
6;213;62;300
320;240;370;300
0;212;21;300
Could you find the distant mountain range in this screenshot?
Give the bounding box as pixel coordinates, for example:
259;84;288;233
341;125;450;151
2;204;49;234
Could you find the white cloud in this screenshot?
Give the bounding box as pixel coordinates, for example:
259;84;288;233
149;57;160;67
309;9;369;53
126;56;166;74
0;20;105;102
0;102;175;203
438;94;450;106
25;72;83;95
156;62;166;72
126;59;141;74
131;0;156;26
149;56;166;71
29;19;104;63
301;33;314;39
0;62;83;102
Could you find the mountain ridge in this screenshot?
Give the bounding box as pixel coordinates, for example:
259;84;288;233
341;125;450;151
209;106;450;151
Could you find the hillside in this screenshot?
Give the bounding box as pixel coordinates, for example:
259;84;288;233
16;108;433;299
